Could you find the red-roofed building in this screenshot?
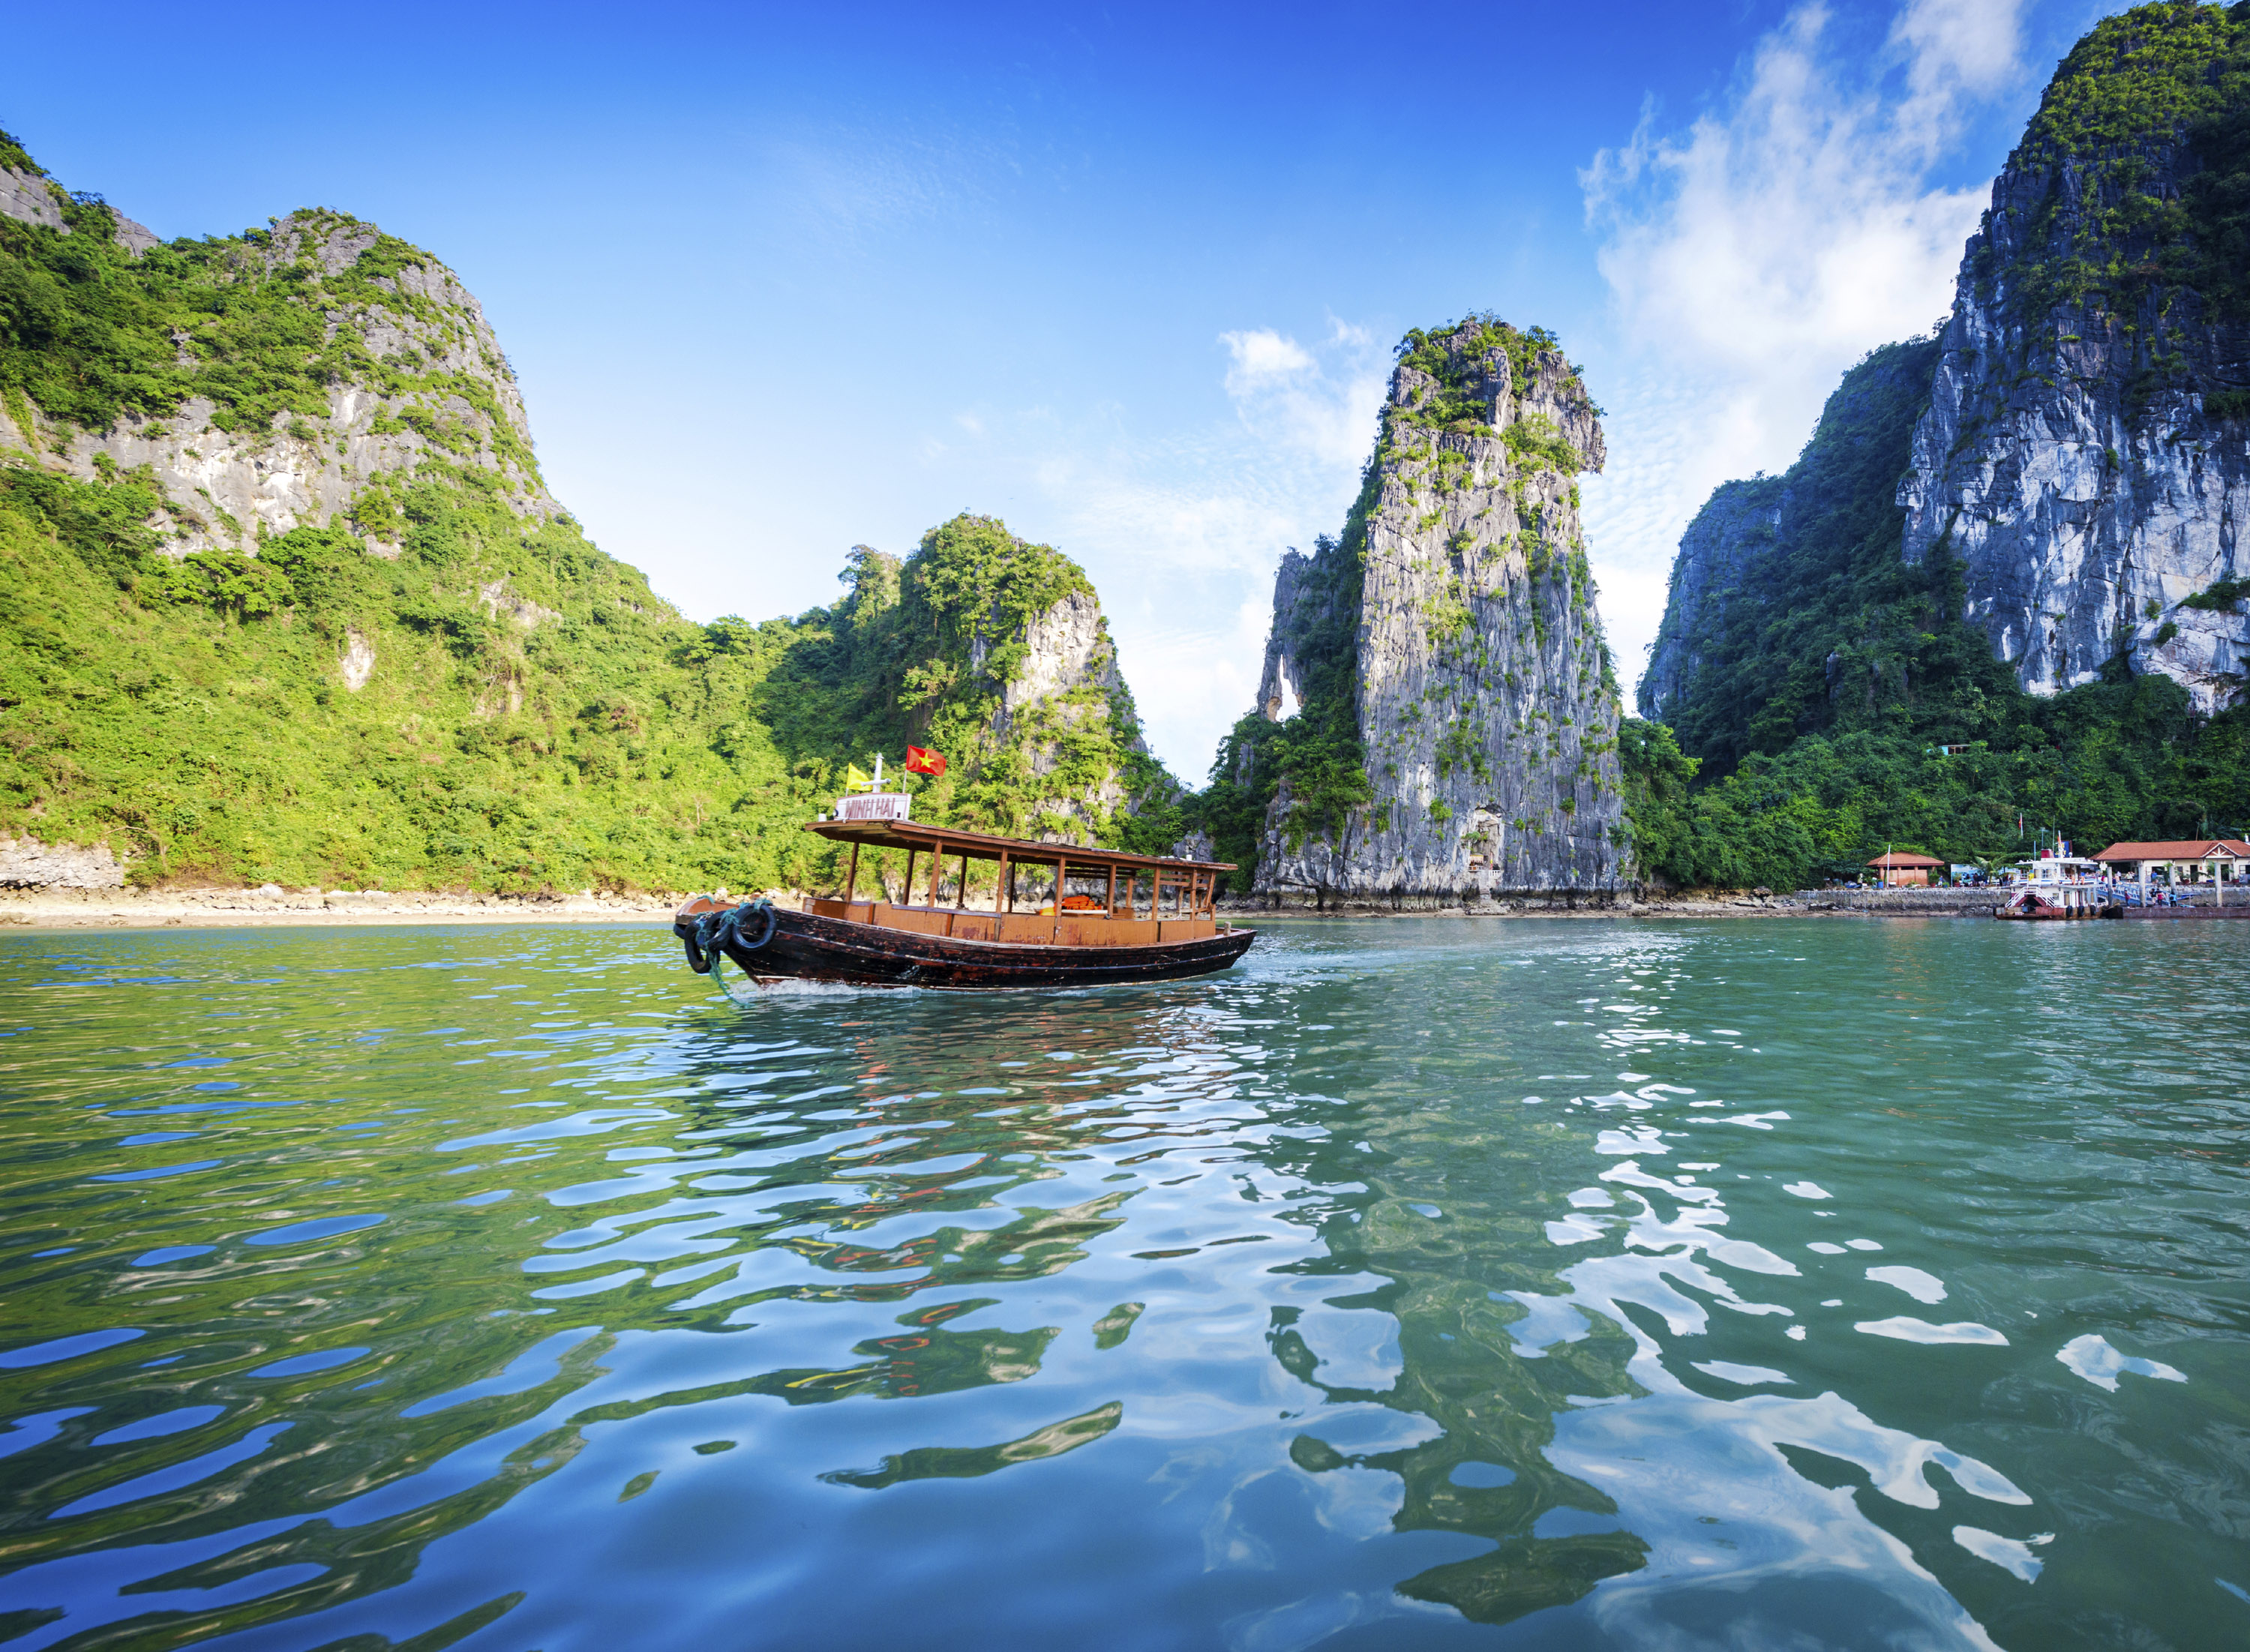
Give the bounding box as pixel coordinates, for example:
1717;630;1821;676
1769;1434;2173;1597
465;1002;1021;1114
1867;851;1946;888
2092;840;2249;889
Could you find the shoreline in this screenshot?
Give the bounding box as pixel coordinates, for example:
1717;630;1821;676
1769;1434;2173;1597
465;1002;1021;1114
1222;892;1977;920
1;889;683;931
34;886;2226;932
0;888;2042;933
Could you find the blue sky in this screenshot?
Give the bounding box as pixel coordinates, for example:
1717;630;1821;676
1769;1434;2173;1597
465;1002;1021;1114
14;0;2116;776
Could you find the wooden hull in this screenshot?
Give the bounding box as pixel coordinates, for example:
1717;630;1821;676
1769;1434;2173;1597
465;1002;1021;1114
1995;897;2120;920
677;901;1256;989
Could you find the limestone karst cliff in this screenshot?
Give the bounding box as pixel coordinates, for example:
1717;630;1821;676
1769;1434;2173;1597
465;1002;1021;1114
764;520;1179;855
1898;2;2250;713
1636;340;1941;770
1622;6;2250;890
1215;317;1626;901
0;133;1173;892
2;153;556;562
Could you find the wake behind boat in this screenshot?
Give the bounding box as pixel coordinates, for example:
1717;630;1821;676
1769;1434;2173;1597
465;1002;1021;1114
676;813;1254;990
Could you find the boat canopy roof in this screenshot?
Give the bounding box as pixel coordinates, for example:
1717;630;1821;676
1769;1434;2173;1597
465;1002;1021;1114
804;817;1234;874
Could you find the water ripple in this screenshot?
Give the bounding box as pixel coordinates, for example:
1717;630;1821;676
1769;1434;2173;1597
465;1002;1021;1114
0;919;2246;1647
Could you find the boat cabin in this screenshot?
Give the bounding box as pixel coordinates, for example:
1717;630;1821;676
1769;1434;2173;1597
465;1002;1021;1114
803;817;1234;948
2015;854;2106;886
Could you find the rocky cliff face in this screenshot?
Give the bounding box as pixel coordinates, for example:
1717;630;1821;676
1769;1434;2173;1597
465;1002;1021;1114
800;520;1178;854
1898;4;2250;713
1250;319;1626;898
1637;478;1784;725
2;165;556;562
969;583;1169;835
0;835;124;891
1636;340;1941;768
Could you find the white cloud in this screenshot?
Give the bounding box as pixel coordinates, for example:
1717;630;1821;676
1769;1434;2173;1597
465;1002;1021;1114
1219;318;1388;469
1579;0;2032;704
1220;327;1316;385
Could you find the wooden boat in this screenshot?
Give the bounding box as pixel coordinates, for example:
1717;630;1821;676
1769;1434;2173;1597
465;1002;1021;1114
1994;855;2121;920
1996;887;2121;920
675;817;1255;989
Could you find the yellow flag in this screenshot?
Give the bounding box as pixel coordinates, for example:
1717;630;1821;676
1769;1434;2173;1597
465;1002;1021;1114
844;763;874;792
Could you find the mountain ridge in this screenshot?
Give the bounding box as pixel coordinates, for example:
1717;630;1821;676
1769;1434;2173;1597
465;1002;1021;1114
1624;1;2250;890
0;134;1179;896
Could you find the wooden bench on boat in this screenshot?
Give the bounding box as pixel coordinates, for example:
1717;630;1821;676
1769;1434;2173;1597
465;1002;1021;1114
676;818;1255;989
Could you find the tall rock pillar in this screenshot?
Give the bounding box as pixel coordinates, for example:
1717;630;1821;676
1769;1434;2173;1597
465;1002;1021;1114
1247;318;1627;901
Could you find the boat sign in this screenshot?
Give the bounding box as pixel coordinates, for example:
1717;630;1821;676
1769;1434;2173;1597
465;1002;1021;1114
836;792;913;822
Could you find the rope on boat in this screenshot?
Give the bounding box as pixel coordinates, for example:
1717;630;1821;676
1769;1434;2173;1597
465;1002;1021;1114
683;898;776;976
709;940;762;1007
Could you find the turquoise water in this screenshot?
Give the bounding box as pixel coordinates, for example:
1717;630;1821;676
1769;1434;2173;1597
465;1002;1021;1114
0;916;2245;1650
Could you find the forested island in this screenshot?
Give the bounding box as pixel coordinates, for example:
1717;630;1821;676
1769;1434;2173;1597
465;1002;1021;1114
4;1;2248;904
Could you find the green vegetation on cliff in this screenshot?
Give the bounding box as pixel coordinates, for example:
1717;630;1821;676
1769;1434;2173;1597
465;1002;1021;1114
1;459;1172;892
1;184;530;471
0;132;1174;893
1627;331;2250;889
1997;0;2250;325
1623;7;2250;892
1201;474;1379;892
1621;676;2250;891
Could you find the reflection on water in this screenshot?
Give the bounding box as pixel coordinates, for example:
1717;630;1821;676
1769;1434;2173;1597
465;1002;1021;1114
1;918;2246;1650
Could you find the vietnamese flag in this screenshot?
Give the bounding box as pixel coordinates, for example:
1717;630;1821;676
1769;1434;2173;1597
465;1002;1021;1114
904;745;947;777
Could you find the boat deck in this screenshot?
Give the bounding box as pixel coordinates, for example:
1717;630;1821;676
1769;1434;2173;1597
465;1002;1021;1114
804;898;1220;947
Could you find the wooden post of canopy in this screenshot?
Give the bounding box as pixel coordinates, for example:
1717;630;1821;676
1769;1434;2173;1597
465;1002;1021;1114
1054;853;1066;939
1106;862;1118;917
1003;854;1015;913
902;848;916;907
844;841;860;906
956;853;968;907
927;841;943;906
